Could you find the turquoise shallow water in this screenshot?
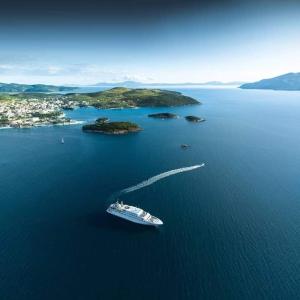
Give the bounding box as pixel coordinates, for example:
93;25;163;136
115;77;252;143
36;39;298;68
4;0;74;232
1;88;300;299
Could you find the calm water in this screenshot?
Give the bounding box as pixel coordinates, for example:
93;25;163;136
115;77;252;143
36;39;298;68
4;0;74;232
1;88;300;299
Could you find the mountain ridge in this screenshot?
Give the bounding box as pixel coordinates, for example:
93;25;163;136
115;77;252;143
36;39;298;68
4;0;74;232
240;73;300;91
93;80;245;88
0;83;77;93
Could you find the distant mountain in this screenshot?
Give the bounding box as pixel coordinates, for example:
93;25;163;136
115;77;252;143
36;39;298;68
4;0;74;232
93;81;245;87
94;81;142;88
240;73;300;91
0;83;77;93
197;81;245;86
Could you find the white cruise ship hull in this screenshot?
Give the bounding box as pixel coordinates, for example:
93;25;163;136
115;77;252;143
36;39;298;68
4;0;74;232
106;205;163;226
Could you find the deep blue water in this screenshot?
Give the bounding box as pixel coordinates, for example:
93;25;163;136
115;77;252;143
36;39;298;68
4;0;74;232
1;88;300;299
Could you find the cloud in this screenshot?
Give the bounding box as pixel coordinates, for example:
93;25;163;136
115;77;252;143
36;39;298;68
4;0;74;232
0;54;37;65
0;63;152;85
0;64;15;73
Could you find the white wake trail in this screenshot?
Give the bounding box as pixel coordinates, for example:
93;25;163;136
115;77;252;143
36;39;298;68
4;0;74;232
108;164;205;202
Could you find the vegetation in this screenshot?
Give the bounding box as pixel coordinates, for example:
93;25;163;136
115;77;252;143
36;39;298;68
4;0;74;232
185;115;205;122
0;94;17;102
0;88;199;108
64;87;200;108
0;116;9;125
82;120;141;134
31;111;62;118
148;112;178;119
0;83;76;93
6;93;61;100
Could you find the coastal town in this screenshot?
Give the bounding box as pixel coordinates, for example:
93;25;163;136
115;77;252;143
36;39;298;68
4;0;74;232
0;87;199;129
0;96;84;128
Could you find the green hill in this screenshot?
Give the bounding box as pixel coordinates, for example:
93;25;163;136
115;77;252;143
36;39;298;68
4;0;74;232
0;83;76;93
240;73;300;91
65;87;199;108
82;121;141;134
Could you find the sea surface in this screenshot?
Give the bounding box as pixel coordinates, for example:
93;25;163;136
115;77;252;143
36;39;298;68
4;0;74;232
1;87;300;299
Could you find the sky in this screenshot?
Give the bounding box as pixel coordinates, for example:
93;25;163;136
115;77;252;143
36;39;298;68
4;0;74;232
0;0;300;85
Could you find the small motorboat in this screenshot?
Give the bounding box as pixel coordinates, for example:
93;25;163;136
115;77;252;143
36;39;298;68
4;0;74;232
181;144;190;149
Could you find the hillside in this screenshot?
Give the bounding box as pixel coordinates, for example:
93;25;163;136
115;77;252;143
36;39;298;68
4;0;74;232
0;83;76;93
93;80;245;87
240;73;300;91
65;87;199;108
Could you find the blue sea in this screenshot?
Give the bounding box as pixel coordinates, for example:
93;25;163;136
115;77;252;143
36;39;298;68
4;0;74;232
1;87;300;299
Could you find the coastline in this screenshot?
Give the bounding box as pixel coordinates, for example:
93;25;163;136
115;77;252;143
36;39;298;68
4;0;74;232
83;128;141;135
0;120;84;130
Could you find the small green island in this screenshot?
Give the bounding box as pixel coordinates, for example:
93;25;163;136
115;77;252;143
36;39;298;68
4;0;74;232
185;115;205;122
148;112;178;119
82;118;141;135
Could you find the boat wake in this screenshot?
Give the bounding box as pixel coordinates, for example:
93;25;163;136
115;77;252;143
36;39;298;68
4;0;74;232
108;164;205;202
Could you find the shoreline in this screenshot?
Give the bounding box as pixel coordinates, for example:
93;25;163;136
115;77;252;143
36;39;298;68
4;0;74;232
0;120;84;130
83;128;141;135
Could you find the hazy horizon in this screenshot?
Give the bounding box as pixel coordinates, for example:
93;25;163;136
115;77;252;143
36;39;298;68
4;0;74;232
0;79;247;86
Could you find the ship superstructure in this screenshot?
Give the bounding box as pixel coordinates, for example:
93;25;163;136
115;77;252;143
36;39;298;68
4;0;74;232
107;201;163;226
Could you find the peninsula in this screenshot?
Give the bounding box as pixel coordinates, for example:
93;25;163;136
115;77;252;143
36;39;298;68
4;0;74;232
240;72;300;91
0;96;78;128
0;88;199;128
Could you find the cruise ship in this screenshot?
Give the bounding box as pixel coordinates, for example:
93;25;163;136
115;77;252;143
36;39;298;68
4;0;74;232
107;201;163;226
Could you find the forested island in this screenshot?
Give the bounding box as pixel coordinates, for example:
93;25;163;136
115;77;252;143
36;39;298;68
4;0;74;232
148;113;178;119
185;115;205;122
82;118;141;134
64;87;199;108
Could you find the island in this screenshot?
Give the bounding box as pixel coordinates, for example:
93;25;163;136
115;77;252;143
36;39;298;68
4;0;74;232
148;112;178;119
240;72;300;91
95;117;109;123
185;115;205;122
82;120;141;135
0;87;199;128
